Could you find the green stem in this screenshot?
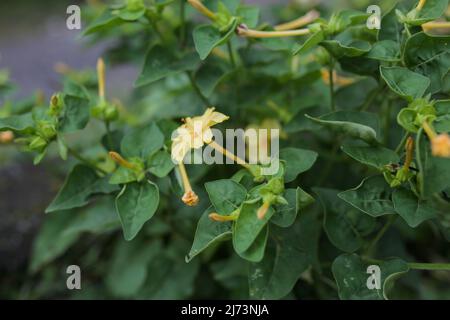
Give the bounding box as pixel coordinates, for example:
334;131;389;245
68;148;107;175
408;263;450;271
366;215;397;255
187;71;211;107
363;257;450;271
382;98;391;145
360;85;384;112
395;131;409;154
179;0;186;47
148;16;165;43
328;61;335;111
316;140;340;186
227;41;236;68
105;120;114;150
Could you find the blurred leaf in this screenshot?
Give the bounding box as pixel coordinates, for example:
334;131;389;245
115;180;159;240
46;165;118;213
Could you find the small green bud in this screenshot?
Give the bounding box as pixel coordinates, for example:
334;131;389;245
104;106;119;121
49;93;64;116
248;164;265;183
29;136;47;152
37;121;57;140
266;177;285;195
91;101;107;119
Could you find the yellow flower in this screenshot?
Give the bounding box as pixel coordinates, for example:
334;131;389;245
171;107;229;163
431;133;450;158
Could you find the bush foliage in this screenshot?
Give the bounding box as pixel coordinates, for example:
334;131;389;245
1;0;450;299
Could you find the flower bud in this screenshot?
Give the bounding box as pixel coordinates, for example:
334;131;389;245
104;106;119;121
29;136;47;152
209;213;237;222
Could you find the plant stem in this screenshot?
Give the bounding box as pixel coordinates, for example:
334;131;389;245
363;257;450;271
105;120;114;150
178;162;193;193
188;0;216;20
209;140;250;169
237;27;311;38
187;71;211;107
227;41;236;68
408;262;450;271
274;10;320;31
68;148;107;175
150;18;165;43
366;215;397;255
328;61;336;111
422;120;437;140
395;131;409;154
179;0;186;47
360;85;384;111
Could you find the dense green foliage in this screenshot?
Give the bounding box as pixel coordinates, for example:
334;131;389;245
1;0;450;299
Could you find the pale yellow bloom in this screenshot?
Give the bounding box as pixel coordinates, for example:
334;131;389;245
431;133;450;158
171;108;229;163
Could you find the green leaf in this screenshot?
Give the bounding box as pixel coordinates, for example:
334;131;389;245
332;253;409;300
83;9;123;35
292;31;324;56
435;100;450;132
0;113;34;132
59;95;90;133
205;179;247;215
366;40;400;62
106;239;161;297
109;166;138;185
121;123;164;159
29;210;79;273
235;225;268;262
306;111;380;145
339;176;396;218
404;32;450;94
147;150;175;178
321;39;371;59
193;19;238;60
115;180;160;241
194;63;233;97
380;66;430;102
63;197;120;236
406;0;449;25
341;144;400;170
327;10;370;34
233;202;274;255
135;45;200;87
138;248;200;299
392;188;439;228
236;5;259;28
186;206;232;262
46;165;118;213
416;131;450;196
279;148;318;183
315;188;362;253
249;213;320;299
272;188;314;228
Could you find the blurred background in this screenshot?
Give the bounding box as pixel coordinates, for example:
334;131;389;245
0;0;395;299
